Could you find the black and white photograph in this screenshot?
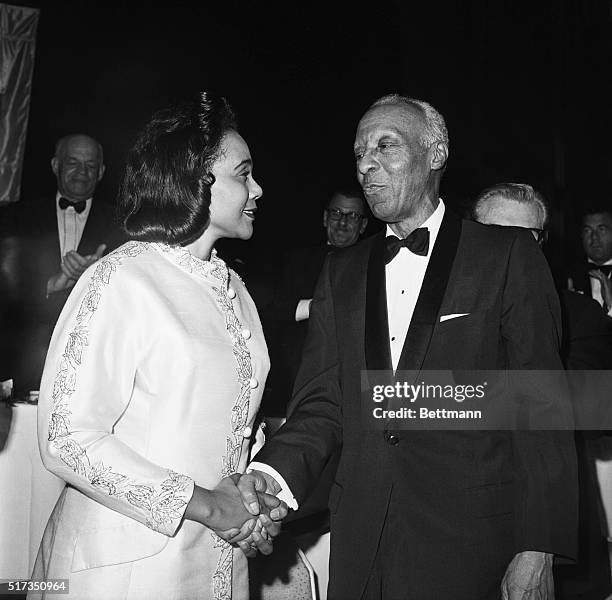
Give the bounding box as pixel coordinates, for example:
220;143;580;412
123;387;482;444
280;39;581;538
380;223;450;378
1;2;612;599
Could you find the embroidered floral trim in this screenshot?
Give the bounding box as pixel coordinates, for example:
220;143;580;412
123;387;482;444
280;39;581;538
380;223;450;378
150;242;253;599
152;243;228;282
209;258;254;600
211;533;233;600
47;241;193;535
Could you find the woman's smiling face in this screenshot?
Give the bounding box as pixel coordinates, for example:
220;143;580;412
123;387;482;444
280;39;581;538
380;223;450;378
207;130;263;241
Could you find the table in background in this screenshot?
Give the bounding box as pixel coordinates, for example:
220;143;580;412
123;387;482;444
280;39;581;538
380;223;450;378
0;402;64;579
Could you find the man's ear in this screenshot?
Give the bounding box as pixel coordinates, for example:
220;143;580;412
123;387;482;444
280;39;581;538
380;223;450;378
359;218;368;234
323;210;329;228
430;141;448;171
51;157;59;176
97;163;106;181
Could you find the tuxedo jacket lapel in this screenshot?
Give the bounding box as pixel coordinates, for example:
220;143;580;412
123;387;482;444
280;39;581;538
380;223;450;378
396;210;462;372
78;199;106;256
570;263;591;296
365;232;392;372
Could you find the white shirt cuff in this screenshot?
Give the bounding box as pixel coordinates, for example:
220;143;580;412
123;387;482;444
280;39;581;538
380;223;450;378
248;461;299;510
295;299;312;322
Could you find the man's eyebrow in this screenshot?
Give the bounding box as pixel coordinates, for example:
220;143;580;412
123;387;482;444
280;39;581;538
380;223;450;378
234;158;252;170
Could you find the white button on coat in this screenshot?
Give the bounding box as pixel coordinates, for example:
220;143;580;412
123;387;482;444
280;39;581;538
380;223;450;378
242;426;252;439
248;378;258;389
241;329;251;340
227;288;236;299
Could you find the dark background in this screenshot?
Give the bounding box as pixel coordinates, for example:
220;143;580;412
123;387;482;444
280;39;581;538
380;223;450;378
14;0;612;264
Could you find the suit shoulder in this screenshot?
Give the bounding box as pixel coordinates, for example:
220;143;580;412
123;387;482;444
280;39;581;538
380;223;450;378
7;196;55;233
328;232;379;266
460;219;519;243
459;219;536;253
284;244;327;265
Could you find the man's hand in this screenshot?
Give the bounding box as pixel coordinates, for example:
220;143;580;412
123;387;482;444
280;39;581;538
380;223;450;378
214;470;286;557
61;244;106;281
217;504;287;558
185;476;287;556
47;244;107;296
47;270;76;295
589;267;612;313
236;469;282;515
501;551;553;600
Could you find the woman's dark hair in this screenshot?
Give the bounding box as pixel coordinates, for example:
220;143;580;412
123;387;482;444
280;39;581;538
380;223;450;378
119;92;237;245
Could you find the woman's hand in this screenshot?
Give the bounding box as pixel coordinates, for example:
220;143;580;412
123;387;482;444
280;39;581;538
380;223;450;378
185;476;253;531
185;475;288;556
217;474;289;557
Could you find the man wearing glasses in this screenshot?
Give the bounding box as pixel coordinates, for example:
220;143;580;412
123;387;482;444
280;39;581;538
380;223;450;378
267;187;369;411
323;188;369;249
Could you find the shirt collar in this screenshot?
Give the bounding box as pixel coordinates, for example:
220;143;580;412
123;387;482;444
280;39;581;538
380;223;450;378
385;198;446;258
588;257;612;267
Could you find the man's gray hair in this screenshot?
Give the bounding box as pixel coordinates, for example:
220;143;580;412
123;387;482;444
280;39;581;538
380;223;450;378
370;94;449;151
473;182;549;228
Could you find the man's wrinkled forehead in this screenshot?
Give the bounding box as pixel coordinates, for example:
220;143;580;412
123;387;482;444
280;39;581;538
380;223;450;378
354;103;423;145
59;135;102;162
583;212;612;227
328;193;364;212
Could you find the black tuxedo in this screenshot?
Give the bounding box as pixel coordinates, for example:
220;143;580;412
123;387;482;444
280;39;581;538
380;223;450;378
272;244;332;322
560;289;612;371
0;196;124;389
567;259;612;303
255;212;577;599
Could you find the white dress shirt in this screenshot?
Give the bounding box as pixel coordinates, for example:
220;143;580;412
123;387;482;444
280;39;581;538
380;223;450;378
588;258;612;317
252;199;446;509
55;191;92;257
386;200;445;370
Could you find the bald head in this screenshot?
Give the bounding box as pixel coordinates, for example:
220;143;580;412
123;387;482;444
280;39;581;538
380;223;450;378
52;134;105;202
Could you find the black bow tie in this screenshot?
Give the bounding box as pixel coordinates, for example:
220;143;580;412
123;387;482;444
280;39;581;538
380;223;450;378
385;228;430;264
589;263;612;276
59;197;86;214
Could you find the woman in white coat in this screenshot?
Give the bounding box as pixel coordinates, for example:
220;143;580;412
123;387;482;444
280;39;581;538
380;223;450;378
30;92;286;600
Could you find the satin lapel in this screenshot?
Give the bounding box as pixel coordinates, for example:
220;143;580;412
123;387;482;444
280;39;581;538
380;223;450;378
396;210;462;373
78;199;103;256
365;231;392;372
571;264;591;296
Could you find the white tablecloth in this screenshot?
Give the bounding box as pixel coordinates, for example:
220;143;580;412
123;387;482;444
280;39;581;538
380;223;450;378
0;403;65;579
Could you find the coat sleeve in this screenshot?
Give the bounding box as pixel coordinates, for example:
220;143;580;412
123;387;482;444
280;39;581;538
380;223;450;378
253;256;343;504
37;248;194;536
502;231;578;559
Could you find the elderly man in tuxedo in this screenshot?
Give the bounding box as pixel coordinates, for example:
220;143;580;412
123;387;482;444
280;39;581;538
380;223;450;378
1;134;123;390
236;95;577;599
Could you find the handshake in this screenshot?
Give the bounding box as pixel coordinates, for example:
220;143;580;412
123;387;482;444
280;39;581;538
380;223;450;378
186;470;287;557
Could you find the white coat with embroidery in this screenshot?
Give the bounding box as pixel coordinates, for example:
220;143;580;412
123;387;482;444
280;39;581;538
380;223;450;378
30;241;269;600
